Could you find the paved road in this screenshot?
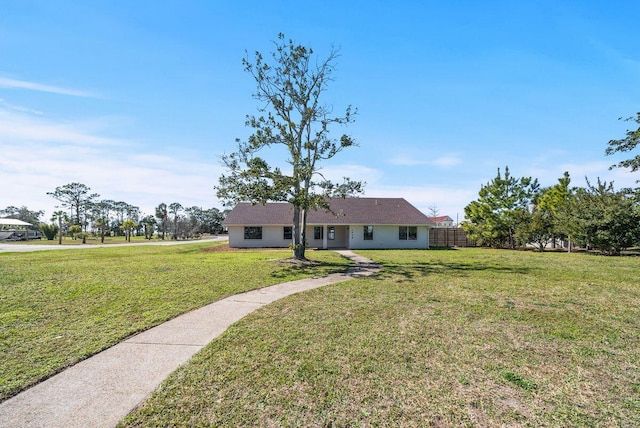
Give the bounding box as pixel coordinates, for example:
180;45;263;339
0;250;379;428
0;236;228;253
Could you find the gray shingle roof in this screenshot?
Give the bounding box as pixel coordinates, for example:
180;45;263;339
222;198;430;226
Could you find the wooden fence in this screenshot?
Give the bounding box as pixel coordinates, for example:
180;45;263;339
429;228;476;248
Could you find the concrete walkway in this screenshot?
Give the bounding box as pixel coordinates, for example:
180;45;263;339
0;250;379;428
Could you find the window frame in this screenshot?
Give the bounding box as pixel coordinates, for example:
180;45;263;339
363;225;374;240
283;226;292;240
328;226;335;240
313;226;324;240
399;226;418;241
244;226;263;240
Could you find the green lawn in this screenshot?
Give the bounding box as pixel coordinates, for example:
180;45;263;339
120;249;640;427
0;243;350;401
1;234;215;246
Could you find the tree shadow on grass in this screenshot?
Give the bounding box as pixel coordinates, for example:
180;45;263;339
268;260;353;280
370;260;535;283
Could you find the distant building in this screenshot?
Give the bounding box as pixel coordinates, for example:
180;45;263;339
427;215;455;228
0;218;40;240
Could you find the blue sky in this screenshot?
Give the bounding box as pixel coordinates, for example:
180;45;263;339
1;1;639;222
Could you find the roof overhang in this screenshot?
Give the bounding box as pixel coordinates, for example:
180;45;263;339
0;218;33;226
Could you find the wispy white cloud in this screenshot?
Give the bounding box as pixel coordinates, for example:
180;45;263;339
318;163;384;184
0;109;125;146
0;108;225;218
432;155;463;167
556;161;638;188
0;98;43;115
513;159;638;190
0;75;96;97
389;156;425;166
1;138;226;217
390;153;463;167
556;161;611;180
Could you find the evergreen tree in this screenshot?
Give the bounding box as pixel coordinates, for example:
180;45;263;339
463;166;539;249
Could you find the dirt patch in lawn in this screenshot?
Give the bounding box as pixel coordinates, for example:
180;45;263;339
278;257;321;266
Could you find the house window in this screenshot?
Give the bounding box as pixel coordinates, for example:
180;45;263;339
328;226;335;240
408;227;417;240
399;226;417;240
314;226;323;240
244;226;262;240
283;226;292;240
363;225;374;240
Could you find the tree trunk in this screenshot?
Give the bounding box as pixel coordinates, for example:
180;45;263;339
299;208;308;259
292;205;305;259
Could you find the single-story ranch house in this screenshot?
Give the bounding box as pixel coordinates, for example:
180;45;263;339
223;197;431;249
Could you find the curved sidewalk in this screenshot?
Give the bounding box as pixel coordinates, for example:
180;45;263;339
0;250;379;428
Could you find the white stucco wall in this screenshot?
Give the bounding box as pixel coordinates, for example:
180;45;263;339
228;225;429;249
227;226;291;248
228;226;342;248
348;225;429;249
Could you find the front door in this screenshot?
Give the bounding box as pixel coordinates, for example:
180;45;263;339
326;225;348;248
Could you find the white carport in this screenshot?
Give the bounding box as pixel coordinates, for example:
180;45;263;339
0;218;34;241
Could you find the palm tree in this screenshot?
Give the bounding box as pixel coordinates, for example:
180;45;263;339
51;210;67;245
68;224;81;240
94;217;108;243
121;219;136;242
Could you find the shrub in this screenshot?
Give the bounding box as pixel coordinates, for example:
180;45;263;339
40;223;58;240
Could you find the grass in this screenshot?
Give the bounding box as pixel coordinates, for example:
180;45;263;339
119;248;640;427
1;234;213;246
0;243;350;401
